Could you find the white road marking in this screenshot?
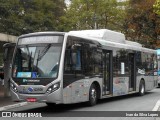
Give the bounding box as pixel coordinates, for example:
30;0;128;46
0;102;28;111
152;99;160;111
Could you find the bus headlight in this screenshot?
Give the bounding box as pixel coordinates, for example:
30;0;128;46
10;83;18;93
46;82;60;94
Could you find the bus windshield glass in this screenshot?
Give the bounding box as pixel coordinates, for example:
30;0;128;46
12;36;63;78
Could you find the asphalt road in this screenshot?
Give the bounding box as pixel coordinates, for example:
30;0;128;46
9;88;160;111
4;88;160;120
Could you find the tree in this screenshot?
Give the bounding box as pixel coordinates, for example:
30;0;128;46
0;0;66;36
154;0;160;15
124;0;160;49
64;0;128;31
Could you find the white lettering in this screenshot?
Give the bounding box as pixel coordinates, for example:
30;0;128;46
138;68;145;74
126;113;133;116
139;113;147;117
148;113;158;117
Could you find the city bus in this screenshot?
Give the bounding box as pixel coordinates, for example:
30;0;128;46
9;29;158;106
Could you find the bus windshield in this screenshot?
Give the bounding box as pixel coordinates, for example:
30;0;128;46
12;43;62;79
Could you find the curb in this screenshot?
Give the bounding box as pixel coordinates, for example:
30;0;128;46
0;102;28;111
152;99;160;111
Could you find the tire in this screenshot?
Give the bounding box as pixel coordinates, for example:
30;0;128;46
138;80;145;96
88;84;98;106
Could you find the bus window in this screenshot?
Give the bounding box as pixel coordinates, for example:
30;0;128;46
83;44;102;76
64;38;82;74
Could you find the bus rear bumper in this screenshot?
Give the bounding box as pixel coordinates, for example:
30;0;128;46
10;89;62;104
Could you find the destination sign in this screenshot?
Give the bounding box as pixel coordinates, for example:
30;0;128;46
18;36;63;45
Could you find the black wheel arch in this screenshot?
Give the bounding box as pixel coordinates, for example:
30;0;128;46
91;81;101;99
138;78;145;96
140;78;145;87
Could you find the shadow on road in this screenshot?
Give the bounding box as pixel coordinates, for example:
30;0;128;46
18;91;154;114
98;91;153;105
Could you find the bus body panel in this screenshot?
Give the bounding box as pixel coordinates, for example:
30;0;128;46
63;77;102;104
113;77;129;96
143;76;157;91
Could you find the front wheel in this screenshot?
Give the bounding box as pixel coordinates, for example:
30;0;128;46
138;80;145;96
88;84;98;106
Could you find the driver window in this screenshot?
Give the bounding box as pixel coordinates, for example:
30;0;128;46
64;37;82;74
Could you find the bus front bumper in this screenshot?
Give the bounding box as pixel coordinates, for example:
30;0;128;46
10;89;62;104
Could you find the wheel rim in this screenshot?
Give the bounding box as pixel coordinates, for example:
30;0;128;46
91;88;97;102
141;84;144;94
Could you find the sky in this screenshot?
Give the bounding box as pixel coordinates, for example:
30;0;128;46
65;0;71;5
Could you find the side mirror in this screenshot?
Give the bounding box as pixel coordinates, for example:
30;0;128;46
3;48;8;62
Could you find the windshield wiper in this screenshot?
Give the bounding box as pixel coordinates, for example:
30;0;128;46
29;52;32;71
34;44;51;73
25;45;32;71
35;50;40;72
37;44;51;61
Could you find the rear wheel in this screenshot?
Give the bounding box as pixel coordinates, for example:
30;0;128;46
138;80;145;96
88;84;98;106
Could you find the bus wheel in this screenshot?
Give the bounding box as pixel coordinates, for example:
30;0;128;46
88;84;97;106
138;80;145;96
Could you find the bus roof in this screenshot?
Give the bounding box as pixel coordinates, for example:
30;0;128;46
68;29;156;54
69;29;126;44
18;32;65;38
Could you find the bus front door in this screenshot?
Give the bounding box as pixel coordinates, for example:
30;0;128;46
103;50;112;95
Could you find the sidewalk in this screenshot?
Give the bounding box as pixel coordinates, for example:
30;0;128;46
0;85;15;107
0;85;28;111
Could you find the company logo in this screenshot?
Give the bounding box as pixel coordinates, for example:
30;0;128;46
2;112;11;117
34;87;43;91
23;79;28;83
21;86;43;93
22;79;40;83
138;68;145;75
28;80;40;82
28;87;34;92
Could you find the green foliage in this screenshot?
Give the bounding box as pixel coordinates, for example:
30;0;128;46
64;0;128;31
0;0;159;49
125;0;160;49
154;0;160;15
0;0;66;36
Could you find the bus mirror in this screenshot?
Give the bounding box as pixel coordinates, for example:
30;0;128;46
71;52;77;65
3;48;8;61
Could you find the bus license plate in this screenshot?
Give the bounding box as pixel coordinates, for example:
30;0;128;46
27;98;37;102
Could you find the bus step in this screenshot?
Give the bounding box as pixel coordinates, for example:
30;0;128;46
128;91;136;94
102;94;112;98
102;91;109;95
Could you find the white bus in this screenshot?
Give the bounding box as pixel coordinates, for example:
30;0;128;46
9;29;158;106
